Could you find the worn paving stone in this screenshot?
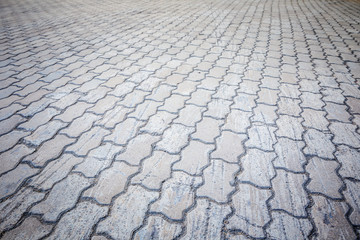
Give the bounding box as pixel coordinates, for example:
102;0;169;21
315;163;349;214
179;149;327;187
312;195;356;240
238;149;276;188
223;110;252;133
246;124;277;151
83;161;138;204
29;154;83;191
134;216;182;240
211;131;247;163
173;140;214;176
97;185;159;239
0;188;45;232
270;170;309;217
227;184;272;238
197;159;238;203
276;115;303;140
31;174;92;222
104;118;144;145
24;134;76;167
3;216;52;239
0;164;38;200
266;212;312;240
343;179;360;226
303;129;335;159
274;138;306;172
23;120;66;147
156;124;194;154
150;171;202;220
329;122;360;148
47;202;108;240
306;157;343;199
132;151;179;190
335;145;360;180
183;199;231;239
192;117;222;143
116;133;160;165
0;144;34;175
67;126;110;156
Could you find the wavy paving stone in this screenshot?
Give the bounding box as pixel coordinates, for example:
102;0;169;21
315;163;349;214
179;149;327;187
197;159;238;203
329;122;360;148
29;154;83;191
83;162;138;204
31;174;92;222
1;0;360;238
156;124;194;154
104;118;144;145
273;138;306;172
306;157;343;199
0;188;45;233
173;140;214;175
183;199;231;239
192;117;222;143
1;216;52;240
0;164;38;200
303;129;335;159
150;171;202;220
223;110;252;133
24;134;76;167
47;202;107;240
245;124;277;151
96;185;159;239
132;151;179;190
343;180;360;225
227;184;271;238
266;212;312;239
116;134;160;165
134;216;182;240
335;145;360;180
0;144;34;175
270;170;309;217
312;195;356;239
238;149;276;188
67;127;110;156
211;131;247;163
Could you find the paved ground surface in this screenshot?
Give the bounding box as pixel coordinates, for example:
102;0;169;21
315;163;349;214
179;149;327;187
0;0;360;239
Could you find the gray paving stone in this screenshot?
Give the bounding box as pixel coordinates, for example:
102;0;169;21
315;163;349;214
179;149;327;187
183;199;231;239
227;184;271;238
1;216;52;240
31;174;92;222
329;122;360;148
0;188;45;232
156;124;194;154
132;150;179;190
246;124;277;151
197;159;238;203
266;212;312;240
306;157;343;199
335;145;360;180
150;172;202;220
134;216;182;240
238;149;276;188
83;162;138;204
212;131;247;163
270;170;308;217
312;195;356;239
304;129;335;159
97;185;159;239
47;202;108;240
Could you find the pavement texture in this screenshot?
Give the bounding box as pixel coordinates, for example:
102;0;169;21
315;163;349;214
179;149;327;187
0;0;360;239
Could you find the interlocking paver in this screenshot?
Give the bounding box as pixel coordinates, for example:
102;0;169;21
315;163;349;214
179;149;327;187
1;0;360;238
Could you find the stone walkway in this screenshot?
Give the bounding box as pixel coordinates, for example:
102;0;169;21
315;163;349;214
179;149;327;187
0;0;360;239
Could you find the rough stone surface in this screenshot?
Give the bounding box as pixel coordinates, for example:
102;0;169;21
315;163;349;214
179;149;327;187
1;0;359;238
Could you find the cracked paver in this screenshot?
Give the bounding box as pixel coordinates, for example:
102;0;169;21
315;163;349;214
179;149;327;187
0;0;360;239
